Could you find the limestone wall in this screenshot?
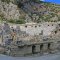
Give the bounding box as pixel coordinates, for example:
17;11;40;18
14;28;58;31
0;22;60;45
9;22;58;36
10;41;60;56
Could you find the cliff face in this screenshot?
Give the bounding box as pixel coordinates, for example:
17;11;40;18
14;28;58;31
0;0;26;24
0;0;60;23
18;0;60;22
0;1;20;20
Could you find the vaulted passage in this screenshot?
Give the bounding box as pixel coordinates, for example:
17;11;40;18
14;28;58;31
32;45;36;54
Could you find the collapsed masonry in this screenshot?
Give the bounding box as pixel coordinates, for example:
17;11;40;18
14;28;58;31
0;22;60;56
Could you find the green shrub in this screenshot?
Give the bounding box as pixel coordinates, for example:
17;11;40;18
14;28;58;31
8;19;25;24
16;19;25;24
8;19;15;23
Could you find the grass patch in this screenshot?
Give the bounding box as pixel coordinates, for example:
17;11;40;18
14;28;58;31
8;19;25;24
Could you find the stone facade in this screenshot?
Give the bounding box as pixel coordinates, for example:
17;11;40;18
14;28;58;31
0;22;60;56
9;22;58;36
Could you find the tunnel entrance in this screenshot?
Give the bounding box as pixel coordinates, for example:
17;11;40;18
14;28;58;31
32;45;36;54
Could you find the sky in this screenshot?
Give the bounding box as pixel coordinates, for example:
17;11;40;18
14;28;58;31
41;0;60;4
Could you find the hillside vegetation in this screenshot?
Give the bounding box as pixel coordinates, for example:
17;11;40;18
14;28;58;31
0;0;60;24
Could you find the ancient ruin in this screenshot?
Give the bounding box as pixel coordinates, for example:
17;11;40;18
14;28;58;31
0;22;60;56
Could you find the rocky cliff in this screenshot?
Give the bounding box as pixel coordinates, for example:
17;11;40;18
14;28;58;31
0;0;26;24
0;0;60;24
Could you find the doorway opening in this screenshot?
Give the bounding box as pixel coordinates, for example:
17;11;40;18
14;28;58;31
48;43;51;50
32;45;36;54
40;44;43;51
